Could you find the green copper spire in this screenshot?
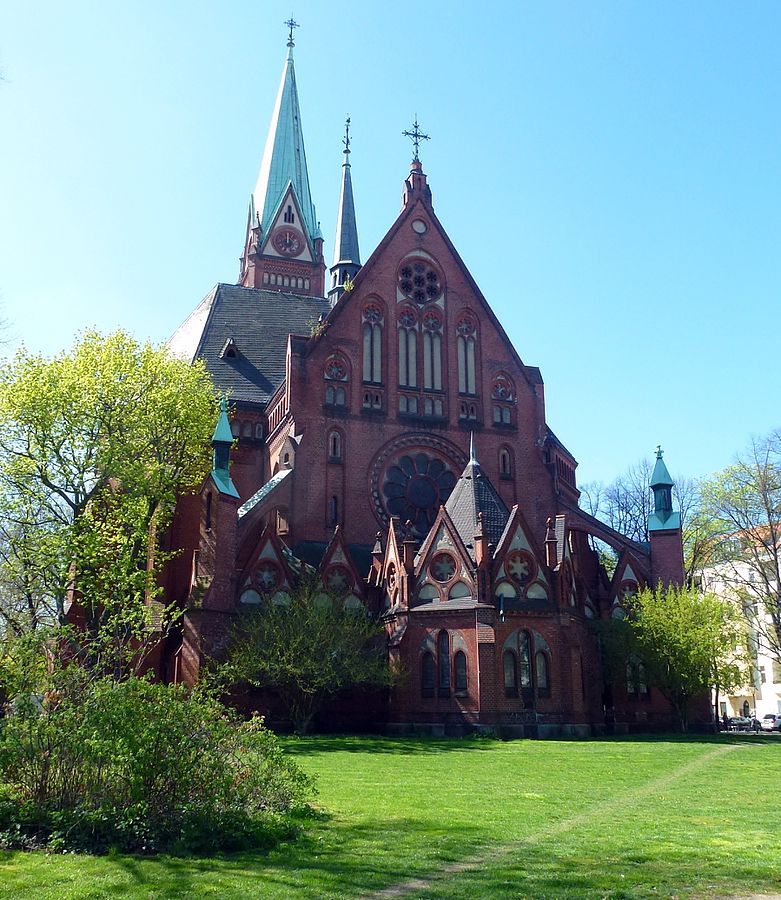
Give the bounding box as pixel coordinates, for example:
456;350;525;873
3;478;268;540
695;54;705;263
211;397;239;498
648;446;679;531
252;24;320;242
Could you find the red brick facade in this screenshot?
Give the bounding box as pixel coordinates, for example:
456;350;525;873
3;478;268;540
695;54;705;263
158;157;699;736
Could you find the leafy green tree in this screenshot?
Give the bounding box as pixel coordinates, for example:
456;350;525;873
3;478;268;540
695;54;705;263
700;431;781;666
0;330;217;669
217;576;397;734
625;585;748;731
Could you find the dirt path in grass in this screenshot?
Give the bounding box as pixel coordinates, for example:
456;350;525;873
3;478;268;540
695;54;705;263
365;743;741;899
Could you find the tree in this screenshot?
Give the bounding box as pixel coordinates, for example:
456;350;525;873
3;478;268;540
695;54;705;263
700;431;781;666
0;330;217;668
217;576;397;734
625;584;748;732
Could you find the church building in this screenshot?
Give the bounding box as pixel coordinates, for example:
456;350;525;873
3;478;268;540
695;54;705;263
163;26;691;736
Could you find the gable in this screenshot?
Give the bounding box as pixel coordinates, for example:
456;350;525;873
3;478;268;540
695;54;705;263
260;185;315;262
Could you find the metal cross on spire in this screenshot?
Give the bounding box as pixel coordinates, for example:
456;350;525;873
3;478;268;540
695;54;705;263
284;15;299;47
343;116;351;157
403;115;430;163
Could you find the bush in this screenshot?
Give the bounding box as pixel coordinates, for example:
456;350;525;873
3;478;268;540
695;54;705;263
0;639;315;854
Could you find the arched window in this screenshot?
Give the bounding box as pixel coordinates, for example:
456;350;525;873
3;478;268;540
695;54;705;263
454;651;468;694
324;354;349;407
535;651;550;696
362;303;383;384
519;631;532;688
328;430;342;461
456;316;477;395
437;630;450;695
329;495;339;527
421;652;435;697
205;492;212;532
397;309;417;388
499;447;512;478
230;420;241;438
422;310;443;390
503;650;518;697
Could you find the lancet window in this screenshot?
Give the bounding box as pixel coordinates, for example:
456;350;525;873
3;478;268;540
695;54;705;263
362;303;383;384
456;315;477;395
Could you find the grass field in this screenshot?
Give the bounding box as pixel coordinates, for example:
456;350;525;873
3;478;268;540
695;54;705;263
1;733;780;899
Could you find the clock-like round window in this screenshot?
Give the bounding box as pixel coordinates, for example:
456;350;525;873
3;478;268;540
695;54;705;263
430;552;457;584
397;259;442;305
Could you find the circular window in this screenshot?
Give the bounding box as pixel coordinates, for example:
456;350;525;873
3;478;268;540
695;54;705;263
412;219;427;234
397;259;442;305
492;374;514;401
324;565;351;596
422;310;442;332
363;303;383;324
324;354;348;381
382;452;457;536
256;561;280;593
456;315;476;337
398;307;417;328
505;550;537;586
430;552;457;584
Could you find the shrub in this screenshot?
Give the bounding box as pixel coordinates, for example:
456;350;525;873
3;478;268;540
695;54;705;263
0;639;315;854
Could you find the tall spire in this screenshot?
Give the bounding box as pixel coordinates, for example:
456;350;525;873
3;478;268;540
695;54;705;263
252;21;319;243
329;116;361;304
240;20;326;296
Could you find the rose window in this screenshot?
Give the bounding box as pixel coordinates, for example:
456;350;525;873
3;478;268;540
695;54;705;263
324;565;351;596
324;354;348;381
457;316;476;337
423;310;442;332
492;375;514;401
381;452;457;537
256;561;280;593
430;552;457;584
397;260;442;305
363;303;383;324
506;550;536;586
398;308;417;328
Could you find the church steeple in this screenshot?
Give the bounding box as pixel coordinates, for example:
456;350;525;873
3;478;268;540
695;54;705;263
239;20;325;296
328;116;361;305
648;446;679;532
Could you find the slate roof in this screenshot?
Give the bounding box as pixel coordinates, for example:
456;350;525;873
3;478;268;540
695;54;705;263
168;283;329;406
444;458;510;560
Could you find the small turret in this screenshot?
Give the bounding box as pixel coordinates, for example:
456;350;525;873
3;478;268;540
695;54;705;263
648;446;684;586
210;397;239;498
648;446;679;531
328;117;361;304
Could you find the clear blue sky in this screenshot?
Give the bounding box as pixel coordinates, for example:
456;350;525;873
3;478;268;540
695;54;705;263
2;1;779;486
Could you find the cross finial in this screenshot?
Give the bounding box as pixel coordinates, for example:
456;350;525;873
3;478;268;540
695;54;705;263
402;115;430;163
655;444;663;459
343;116;351;157
284;15;299;47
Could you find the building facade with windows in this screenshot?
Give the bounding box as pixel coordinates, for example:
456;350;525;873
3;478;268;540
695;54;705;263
161;32;695;736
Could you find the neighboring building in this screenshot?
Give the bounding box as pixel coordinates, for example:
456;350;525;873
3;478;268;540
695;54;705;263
158;29;699;735
703;557;781;719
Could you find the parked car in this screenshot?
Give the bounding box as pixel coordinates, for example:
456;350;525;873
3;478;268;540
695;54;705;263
760;713;781;732
727;716;753;731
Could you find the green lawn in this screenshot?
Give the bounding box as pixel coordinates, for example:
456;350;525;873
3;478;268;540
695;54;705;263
1;734;780;899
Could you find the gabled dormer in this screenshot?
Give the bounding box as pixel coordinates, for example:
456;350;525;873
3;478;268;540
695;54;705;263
317;525;365;608
492;505;552;609
413;506;477;607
